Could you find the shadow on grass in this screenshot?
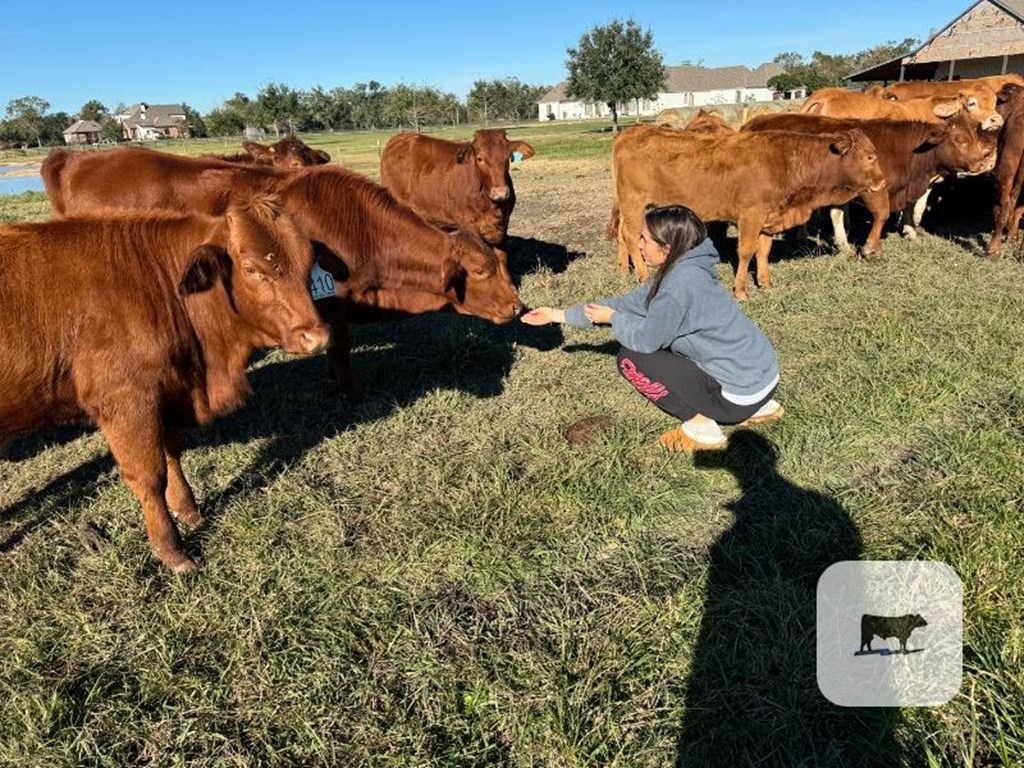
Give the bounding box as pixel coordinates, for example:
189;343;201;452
1;306;564;564
504;235;585;285
675;430;915;766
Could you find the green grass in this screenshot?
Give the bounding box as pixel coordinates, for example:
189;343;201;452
1;127;1022;766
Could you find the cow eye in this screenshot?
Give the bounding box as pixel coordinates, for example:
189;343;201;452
967;98;978;108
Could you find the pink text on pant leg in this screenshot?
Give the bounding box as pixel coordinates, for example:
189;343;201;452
619;357;668;401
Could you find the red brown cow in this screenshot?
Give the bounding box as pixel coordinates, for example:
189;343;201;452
41;147;521;398
609;123;887;299
741;112;997;254
803;87;1004;132
0;192;329;573
207;134;331;168
988;83;1024;258
879;75;1024;104
379;128;534;244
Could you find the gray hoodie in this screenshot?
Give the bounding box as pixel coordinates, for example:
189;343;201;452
564;237;778;398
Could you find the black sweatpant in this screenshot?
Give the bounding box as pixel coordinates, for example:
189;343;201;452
616;346;775;425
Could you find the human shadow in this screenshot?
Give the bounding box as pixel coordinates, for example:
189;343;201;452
504;235;586;285
675;431;914;767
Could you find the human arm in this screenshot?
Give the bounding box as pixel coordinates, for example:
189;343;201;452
520;307;566;325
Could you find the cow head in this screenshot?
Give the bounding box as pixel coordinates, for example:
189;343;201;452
180;191;330;355
929;90;1004;131
440;229;521;323
274;135;332;169
932;114;998;175
828;129;887;193
457;129;534;202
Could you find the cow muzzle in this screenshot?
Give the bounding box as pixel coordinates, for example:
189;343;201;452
489;186;511;202
284;322;332;355
983;115;1004;131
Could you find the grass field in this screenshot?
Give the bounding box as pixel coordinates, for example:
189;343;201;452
1;123;1022;766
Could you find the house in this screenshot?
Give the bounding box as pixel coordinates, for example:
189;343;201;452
848;0;1024;83
114;103;189;140
63;120;102;145
537;63;784;121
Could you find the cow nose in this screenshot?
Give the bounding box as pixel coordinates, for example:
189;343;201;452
490;186;510;201
288;322;331;355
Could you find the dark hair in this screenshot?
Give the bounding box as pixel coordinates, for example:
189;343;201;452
644;204;708;307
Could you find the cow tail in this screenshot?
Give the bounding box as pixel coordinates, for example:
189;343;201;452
606;202;620;240
607;149;621;240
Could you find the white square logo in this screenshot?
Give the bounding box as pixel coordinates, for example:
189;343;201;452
817;561;962;707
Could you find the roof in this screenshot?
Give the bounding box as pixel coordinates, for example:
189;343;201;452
64;120;102;134
121;103;187;127
539;62;784;103
849;0;1024;80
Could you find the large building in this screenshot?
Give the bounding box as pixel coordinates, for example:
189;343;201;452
849;0;1024;82
114;103;189;140
538;63;784;121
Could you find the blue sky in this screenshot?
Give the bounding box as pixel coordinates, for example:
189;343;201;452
1;0;970;117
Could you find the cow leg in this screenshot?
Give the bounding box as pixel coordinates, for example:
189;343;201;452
754;234;774;293
829;206;853;254
319;298;362;400
860;188;890;259
99;413;196;573
164;429;202;529
911;187;932;229
619;206;649;281
733;218;762;301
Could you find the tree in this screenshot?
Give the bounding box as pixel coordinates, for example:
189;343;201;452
78;100;107;122
254;82;301;136
466;78;550;123
182;104;206;138
565;18;665;131
768;37;920;95
4;95;50;147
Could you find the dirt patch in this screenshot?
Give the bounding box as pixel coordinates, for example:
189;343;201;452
563;415;614;445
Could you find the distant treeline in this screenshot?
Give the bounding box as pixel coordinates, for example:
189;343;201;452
0;78;550;148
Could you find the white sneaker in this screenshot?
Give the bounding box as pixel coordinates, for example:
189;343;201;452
739;399;785;426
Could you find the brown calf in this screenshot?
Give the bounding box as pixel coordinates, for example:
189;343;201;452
380;128;534;244
0;193;329;572
610;124;886;299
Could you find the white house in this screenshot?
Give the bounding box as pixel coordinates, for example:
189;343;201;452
538;63;785;121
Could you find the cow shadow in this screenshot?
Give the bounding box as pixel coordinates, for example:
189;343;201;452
504;235;585;284
675;431;915;767
1;312;563;564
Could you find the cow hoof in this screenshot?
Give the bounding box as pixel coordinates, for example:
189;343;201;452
175;509;205;530
734;291;749;302
160;550;198;574
902;227;918;240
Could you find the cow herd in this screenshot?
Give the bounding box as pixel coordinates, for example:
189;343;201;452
612;73;1024;300
3;74;1024;572
2;130;528;571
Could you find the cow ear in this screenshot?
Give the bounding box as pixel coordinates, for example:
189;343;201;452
878;87;898;101
455;146;473;164
920;126;947;147
932;99;961;118
509;141;535;161
828;132;854;156
179;244;232;296
441;255;467;301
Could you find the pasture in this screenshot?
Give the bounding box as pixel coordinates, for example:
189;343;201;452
1;120;1022;766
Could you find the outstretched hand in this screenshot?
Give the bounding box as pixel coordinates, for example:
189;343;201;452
520;307;564;325
583;303;614;325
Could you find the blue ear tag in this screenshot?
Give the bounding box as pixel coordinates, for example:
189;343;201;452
511;151;523;163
